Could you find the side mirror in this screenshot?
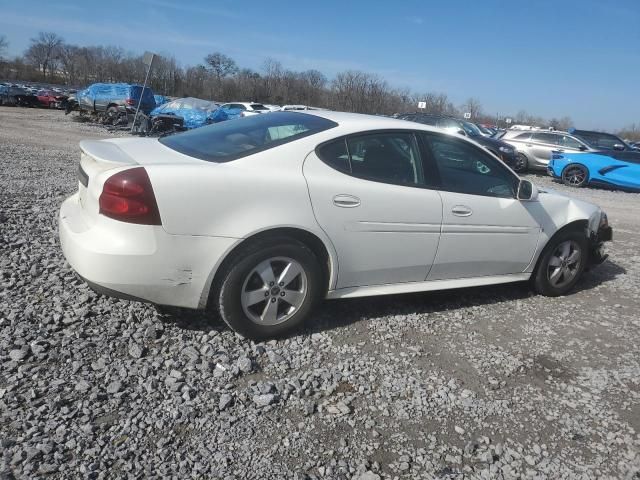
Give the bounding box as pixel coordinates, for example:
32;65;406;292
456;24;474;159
579;145;588;151
613;143;625;151
518;179;538;201
457;129;466;136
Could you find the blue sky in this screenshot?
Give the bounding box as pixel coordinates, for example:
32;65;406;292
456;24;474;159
1;0;639;130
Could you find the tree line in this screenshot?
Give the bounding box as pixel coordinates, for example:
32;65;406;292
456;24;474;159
0;31;637;139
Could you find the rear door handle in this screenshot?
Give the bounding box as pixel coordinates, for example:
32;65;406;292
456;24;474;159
452;205;473;217
333;194;361;208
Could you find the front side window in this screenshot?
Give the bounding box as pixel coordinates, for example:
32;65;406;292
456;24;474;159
558;135;583;149
160;112;337;162
423;133;518;198
346;133;424;185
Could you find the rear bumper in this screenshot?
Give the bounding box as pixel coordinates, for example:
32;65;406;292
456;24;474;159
59;193;239;309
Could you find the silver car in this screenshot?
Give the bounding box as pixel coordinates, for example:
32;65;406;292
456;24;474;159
502;131;590;171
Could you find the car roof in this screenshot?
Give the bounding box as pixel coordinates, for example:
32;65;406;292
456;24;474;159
571;129;619;136
288;109;450;135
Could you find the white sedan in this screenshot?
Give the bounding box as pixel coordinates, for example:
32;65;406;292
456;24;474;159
59;111;612;339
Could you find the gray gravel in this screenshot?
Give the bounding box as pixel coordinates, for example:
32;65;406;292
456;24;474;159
1;106;639;479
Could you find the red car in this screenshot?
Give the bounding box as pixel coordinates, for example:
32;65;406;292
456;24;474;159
36;90;68;109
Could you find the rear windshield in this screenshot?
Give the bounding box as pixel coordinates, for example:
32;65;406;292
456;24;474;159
159;111;338;162
250;103;268;111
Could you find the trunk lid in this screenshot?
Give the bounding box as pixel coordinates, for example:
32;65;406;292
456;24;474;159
77;138;201;225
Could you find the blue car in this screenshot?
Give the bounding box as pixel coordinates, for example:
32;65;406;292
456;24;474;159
548;151;640;192
150;97;243;130
76;83;156;116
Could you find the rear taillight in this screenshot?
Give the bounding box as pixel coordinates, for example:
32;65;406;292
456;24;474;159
125;98;136;106
99;167;161;225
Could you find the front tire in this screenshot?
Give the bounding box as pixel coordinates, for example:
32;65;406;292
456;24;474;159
513;153;528;173
562;164;588;187
532;230;588;296
216;237;323;339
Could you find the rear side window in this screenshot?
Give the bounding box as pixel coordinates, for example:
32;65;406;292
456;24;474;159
317;132;424;186
532;133;559;145
160;112;337;162
317;139;350;173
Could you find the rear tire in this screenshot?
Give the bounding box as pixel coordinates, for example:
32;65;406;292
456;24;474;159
532;230;588;296
106;105;120;125
562;164;588;188
215;237;323;339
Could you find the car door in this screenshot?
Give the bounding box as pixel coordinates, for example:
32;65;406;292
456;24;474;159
528;132;560;166
420;132;541;280
303;131;443;289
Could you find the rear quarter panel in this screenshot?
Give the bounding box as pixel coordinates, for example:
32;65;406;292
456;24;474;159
146;139;326;240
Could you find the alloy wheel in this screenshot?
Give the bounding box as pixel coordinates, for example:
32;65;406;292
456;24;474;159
514;153;527;172
240;256;308;326
547;240;582;289
562;165;587;187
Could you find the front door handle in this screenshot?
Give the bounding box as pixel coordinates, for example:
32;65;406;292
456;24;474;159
452;205;473;217
333;194;361;208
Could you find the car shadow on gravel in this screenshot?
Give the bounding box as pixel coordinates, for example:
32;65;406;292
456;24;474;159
302;258;627;335
157;259;625;336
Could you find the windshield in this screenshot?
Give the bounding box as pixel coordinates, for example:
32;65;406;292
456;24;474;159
159;111;337;162
462;121;483;137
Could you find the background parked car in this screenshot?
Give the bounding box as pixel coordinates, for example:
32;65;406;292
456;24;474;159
569;129;639;154
36;89;68;109
397;113;519;171
502;130;591;172
0;85;8;105
1;86;40;107
219;102;270;116
504;130;640;172
76;83;156;122
548;151;640;191
149;97;221;130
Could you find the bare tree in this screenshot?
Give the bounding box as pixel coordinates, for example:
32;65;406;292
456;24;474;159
0;35;8;60
205;52;238;82
462;97;482;119
2;31;589;127
24;32;64;80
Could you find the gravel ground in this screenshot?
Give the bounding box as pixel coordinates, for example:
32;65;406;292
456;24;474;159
1;106;639;479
